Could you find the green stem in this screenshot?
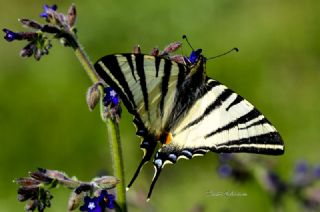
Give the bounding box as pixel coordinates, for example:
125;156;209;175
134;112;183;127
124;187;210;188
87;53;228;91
106;119;127;212
71;37;127;211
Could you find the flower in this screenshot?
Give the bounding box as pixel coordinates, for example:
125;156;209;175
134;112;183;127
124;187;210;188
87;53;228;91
188;49;202;64
80;196;102;212
40;4;57;18
3;28;22;42
80;190;115;212
314;166;320;178
103;87;120;106
98;190;115;209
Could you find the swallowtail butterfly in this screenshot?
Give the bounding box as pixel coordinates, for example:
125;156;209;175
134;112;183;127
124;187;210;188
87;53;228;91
94;44;284;199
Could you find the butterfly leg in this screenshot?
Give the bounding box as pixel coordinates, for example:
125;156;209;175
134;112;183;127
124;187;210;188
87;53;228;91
127;139;157;190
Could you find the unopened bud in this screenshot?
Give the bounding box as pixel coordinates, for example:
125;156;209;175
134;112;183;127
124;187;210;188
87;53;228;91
34;48;42;61
133;45;141;54
161;41;182;55
68;189;84;211
67;4;77;27
25;199;38;211
150;47;159;56
41;24;60;34
20;42;35;58
92;176;120;189
19;18;42;30
14;177;40;187
29;169;53;184
86;82;102;111
170;55;186;65
43;169;79;188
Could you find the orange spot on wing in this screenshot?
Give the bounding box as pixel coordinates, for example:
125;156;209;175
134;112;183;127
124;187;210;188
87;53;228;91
165;133;173;145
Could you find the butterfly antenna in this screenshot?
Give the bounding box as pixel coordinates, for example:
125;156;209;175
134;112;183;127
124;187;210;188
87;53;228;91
182;35;194;51
207;47;239;60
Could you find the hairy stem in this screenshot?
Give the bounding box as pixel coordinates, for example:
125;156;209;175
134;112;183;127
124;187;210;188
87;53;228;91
72;37;127;211
106;119;127;212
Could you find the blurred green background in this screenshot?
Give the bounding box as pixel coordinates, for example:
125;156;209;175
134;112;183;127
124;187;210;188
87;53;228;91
1;0;319;211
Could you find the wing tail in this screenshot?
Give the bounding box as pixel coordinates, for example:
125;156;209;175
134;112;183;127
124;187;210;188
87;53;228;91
127;139;157;190
147;159;163;201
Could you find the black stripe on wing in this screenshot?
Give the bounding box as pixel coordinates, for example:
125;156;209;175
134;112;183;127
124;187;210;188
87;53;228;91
215;132;284;155
204;108;262;139
135;54;149;112
181;88;234;131
122;54;137;82
238;117;270;130
226;95;243;111
159;60;172;117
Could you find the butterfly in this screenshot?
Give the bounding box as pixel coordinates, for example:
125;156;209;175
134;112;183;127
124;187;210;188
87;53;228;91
94;43;284;200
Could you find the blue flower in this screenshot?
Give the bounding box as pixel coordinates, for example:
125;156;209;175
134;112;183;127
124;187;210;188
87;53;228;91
218;164;232;177
265;171;286;194
103;87;120;106
188;49;202;64
80;190;115;212
293;160;311;186
3;28;22;42
314;165;320;178
80;196;103;212
40;4;57;18
98;190;115;209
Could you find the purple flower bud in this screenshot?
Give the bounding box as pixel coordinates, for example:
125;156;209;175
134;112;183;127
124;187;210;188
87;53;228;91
40;4;57;18
150;47;159;56
19;18;42;30
3;28;23;42
41;25;60;34
161;41;182;55
14;177;41;187
133;45;141;54
170;55;186;64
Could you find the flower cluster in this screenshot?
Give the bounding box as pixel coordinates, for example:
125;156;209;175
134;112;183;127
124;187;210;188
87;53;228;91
15;168;119;212
3;4;77;60
216;155;320;211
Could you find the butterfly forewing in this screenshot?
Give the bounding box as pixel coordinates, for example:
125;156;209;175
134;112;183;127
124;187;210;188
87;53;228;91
95;54;188;134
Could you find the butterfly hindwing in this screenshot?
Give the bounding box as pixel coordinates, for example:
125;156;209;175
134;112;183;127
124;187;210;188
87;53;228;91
155;78;283;161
